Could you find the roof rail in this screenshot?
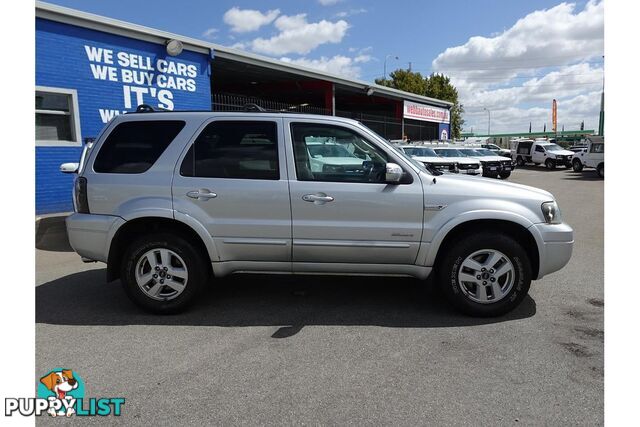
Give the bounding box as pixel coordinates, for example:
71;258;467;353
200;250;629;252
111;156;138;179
135;104;156;113
243;103;266;112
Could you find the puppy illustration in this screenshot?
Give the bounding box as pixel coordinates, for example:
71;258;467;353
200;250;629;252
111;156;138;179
40;370;78;417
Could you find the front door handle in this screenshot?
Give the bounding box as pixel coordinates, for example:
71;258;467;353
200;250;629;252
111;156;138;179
302;193;334;204
187;189;217;200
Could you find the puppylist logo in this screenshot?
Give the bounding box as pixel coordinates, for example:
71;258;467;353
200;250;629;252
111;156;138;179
4;369;124;417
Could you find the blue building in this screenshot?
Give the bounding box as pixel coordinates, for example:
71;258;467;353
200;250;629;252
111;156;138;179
36;2;452;214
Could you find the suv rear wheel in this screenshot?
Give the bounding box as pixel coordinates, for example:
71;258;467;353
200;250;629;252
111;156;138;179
516;156;525;167
498;171;511;179
436;232;531;317
121;233;208;313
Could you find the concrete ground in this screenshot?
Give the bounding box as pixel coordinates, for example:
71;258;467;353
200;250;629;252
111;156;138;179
36;165;603;425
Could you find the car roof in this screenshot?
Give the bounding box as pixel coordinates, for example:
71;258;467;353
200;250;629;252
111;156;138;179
118;110;362;126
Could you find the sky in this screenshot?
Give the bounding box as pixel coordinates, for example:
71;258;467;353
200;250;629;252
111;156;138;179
44;0;604;134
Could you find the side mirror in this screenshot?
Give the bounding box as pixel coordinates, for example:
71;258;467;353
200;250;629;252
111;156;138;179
60;162;79;174
385;162;403;183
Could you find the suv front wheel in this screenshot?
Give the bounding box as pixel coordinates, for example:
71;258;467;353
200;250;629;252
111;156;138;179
572;159;583;172
121;233;208;313
436;232;531;317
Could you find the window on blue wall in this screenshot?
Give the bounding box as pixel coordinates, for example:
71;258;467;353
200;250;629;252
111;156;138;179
35;88;81;145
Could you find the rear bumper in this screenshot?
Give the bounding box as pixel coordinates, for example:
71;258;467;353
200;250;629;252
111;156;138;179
529;222;574;279
66;213;125;262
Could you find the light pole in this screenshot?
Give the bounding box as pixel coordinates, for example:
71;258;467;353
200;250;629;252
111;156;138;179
383;55;399;80
483;107;491;136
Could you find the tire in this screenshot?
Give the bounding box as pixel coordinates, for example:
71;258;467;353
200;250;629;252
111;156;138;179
121;233;209;314
498;171;511;179
516;156;525;167
436;232;532;317
596;163;604;178
572;159;583;172
545;159;556;170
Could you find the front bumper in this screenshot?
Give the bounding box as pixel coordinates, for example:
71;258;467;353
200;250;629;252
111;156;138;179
460;165;482;175
66;213;125;262
529;222;574;279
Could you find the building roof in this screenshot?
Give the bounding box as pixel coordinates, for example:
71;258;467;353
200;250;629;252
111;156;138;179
36;1;453;108
464;130;596;138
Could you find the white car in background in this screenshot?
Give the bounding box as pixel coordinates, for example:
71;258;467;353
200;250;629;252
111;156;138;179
399;145;459;174
306;141;365;173
571;136;604;178
457;148;514;179
510;139;574;169
433;147;483;175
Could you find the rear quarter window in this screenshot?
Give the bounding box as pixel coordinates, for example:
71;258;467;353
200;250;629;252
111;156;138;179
93;120;185;173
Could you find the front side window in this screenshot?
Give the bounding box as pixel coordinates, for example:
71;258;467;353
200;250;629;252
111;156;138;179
35;90;78;143
94;120;185;174
535;145;545;152
291;123;389;183
590;143;604;153
180;121;279;180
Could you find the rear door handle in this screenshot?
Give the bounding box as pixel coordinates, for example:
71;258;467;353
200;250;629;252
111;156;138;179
302;193;334;204
187;189;217;200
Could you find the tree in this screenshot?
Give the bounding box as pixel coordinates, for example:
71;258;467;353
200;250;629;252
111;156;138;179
375;69;427;95
375;70;465;138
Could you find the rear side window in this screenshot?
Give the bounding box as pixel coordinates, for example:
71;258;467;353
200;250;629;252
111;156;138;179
180;121;279;180
94;120;185;173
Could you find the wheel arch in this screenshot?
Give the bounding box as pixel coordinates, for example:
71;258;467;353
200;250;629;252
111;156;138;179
428;218;540;280
106;216;215;282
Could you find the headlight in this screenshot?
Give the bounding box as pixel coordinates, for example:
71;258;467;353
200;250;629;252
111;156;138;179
541;201;562;224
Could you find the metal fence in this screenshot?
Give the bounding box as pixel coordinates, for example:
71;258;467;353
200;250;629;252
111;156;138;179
212;93;423;140
213;93;331;115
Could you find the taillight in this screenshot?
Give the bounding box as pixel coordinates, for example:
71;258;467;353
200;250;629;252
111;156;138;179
75;177;90;214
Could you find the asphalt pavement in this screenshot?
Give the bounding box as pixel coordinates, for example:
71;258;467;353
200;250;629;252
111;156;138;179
35;165;604;425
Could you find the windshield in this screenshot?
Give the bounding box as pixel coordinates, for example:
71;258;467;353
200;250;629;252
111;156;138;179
475;148;497;156
544;143;563;151
458;149;482;156
435;148;463;157
403;146;438;157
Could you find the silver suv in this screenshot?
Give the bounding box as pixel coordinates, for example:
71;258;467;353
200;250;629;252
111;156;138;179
63;110;574;317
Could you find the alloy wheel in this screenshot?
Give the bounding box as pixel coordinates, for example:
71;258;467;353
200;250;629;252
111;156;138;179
457;249;515;304
135;248;189;301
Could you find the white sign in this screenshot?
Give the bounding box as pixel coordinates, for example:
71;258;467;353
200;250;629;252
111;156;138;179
403;100;450;124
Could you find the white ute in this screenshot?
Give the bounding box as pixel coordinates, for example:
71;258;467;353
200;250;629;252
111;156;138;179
511;138;574;169
571;136;604;178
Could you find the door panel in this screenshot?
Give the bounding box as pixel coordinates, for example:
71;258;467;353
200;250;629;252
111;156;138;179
284;120;424;265
172;118;292;263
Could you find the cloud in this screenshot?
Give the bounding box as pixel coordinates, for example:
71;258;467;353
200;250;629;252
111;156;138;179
335;8;367;18
279;54;372;79
223;7;280;33
433;0;604;84
318;0;342;5
429;1;604;133
201;28;219;40
250;14;349;55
